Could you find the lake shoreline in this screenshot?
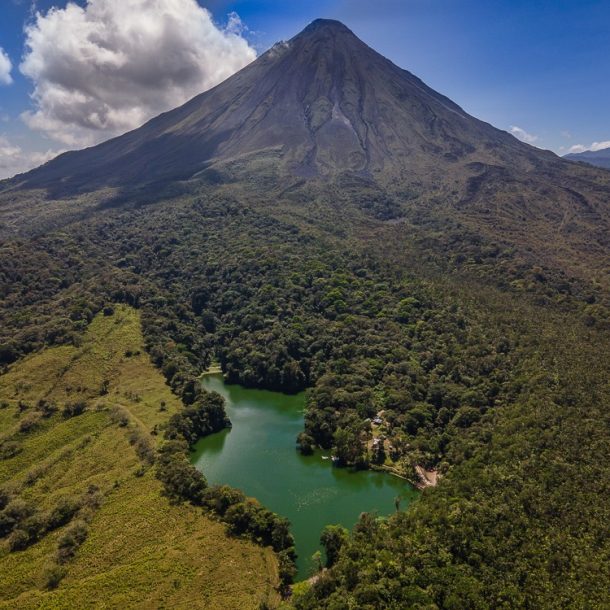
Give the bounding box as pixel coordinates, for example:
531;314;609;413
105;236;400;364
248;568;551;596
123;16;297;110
193;373;419;580
370;463;438;491
199;370;427;491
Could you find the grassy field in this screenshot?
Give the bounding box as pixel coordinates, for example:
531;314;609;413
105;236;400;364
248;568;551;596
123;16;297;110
0;305;279;609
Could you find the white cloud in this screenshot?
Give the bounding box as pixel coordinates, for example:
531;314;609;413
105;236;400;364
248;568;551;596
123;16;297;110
0;135;62;180
589;140;610;152
509;125;538;144
568;144;587;154
19;0;256;147
0;48;12;85
568;140;610;154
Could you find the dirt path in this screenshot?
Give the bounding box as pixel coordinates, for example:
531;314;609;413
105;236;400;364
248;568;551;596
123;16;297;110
415;465;439;488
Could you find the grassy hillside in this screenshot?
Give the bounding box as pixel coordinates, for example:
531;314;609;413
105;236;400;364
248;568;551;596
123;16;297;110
0;305;279;609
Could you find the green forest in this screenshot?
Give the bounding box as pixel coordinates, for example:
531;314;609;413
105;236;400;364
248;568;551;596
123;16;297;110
1;180;608;607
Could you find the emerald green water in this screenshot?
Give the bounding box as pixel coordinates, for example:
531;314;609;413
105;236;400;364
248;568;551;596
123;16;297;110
191;374;418;579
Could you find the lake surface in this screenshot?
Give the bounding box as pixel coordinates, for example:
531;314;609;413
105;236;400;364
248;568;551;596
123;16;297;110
191;374;418;579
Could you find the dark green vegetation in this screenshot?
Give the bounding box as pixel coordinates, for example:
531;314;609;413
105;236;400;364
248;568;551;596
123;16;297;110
296;320;610;608
1;17;609;609
1;175;608;608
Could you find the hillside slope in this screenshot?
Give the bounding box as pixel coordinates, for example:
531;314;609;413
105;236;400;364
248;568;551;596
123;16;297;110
0;306;278;609
1;20;609;287
565;147;610;169
3;19;539;191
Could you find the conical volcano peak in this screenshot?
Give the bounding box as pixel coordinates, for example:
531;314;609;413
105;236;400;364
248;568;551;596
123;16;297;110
264;19;356;58
8;16;560;193
300;18;354;36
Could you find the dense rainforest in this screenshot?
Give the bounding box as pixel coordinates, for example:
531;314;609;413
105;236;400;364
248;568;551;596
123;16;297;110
1;179;609;607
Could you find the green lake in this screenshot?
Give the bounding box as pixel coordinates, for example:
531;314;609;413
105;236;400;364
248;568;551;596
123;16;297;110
191;374;418;579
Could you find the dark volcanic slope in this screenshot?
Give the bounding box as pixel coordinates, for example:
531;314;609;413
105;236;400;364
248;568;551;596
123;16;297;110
565;147;610;170
2;19;609;283
1;20;566;191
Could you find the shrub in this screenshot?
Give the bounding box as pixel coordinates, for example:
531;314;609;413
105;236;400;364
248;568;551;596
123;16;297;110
0;343;17;365
109;406;129;427
164;390;231;446
320;524;349;567
0;498;33;537
297;432;315;455
62;400;87;418
451;406;481;428
203;485;246;516
36;399;58;418
8;528;32;551
278;548;298;588
46;496;81;531
0;441;22;460
156;442;207;505
224;499;295;552
78;485;102;521
43;564;66;590
99;379;110;395
0;488;10;510
128;429;156;465
0;510;16;538
21;513;46;540
56;520;89;563
19;412;41;433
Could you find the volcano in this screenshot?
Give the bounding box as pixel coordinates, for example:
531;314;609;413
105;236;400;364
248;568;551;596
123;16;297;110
1;20;584;191
2;19;610;280
1;19;609;610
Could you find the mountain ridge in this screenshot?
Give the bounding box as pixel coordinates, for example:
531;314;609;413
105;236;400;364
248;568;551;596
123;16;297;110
565;147;610;170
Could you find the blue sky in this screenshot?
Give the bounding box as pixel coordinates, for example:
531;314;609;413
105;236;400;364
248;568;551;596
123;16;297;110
0;0;609;177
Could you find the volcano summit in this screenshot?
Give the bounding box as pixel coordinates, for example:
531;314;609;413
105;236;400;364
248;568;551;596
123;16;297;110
2;20;592;189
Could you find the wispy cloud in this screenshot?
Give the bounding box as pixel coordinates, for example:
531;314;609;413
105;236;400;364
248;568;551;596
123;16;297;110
568;140;610;154
568;144;587;154
20;0;256;147
0;135;62;180
0;48;12;85
509;125;538;144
